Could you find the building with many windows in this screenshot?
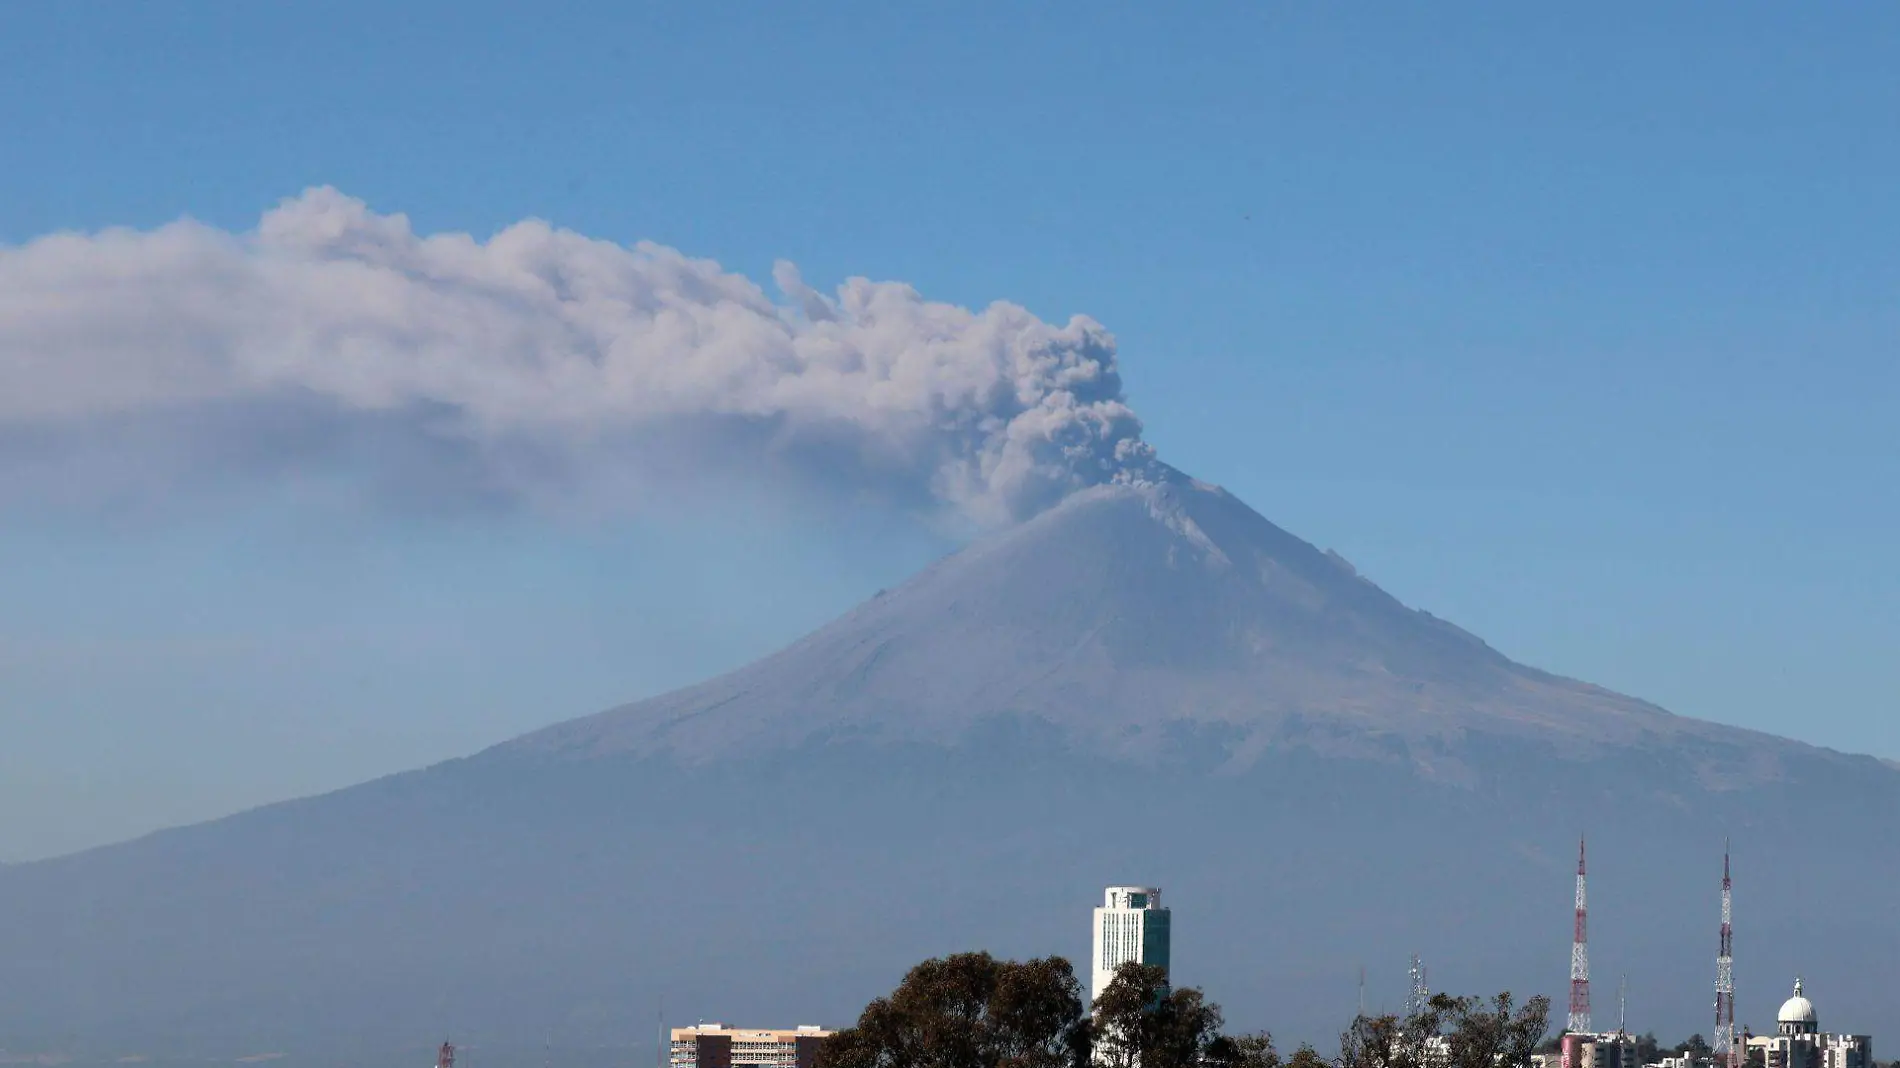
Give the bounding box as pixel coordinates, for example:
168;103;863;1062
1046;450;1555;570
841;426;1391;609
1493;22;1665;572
669;1024;833;1068
1090;885;1171;1007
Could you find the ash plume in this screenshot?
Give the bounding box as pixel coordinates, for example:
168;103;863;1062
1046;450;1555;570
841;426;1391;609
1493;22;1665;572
0;187;1158;524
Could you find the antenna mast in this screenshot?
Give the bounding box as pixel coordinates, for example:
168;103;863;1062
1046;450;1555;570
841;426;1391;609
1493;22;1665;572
1568;836;1592;1034
1408;955;1430;1019
1618;975;1628;1035
1715;844;1738;1068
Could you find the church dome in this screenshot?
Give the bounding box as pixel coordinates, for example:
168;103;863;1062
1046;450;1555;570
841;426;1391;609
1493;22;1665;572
1777;979;1817;1032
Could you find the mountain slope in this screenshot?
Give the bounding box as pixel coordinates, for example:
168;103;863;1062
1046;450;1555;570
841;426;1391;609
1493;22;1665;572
517;472;1805;784
1;471;1894;1061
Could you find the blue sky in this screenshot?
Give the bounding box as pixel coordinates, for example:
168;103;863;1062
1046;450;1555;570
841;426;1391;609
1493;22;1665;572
2;3;1896;860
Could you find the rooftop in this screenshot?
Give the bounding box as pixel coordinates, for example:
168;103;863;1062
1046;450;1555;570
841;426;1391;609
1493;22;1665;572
671;1025;833;1041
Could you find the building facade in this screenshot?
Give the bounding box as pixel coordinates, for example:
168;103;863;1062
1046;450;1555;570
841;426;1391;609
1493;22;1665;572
1744;980;1872;1068
1578;1034;1642;1068
1550;1031;1641;1068
1090;886;1171;1007
670;1025;833;1068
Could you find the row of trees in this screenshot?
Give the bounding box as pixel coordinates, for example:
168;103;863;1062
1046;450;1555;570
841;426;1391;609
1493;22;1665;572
1340;993;1548;1068
816;952;1552;1068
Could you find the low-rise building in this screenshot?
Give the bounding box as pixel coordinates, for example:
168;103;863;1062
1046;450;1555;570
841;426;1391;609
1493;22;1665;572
1548;1032;1642;1068
1586;1035;1643;1068
670;1024;834;1068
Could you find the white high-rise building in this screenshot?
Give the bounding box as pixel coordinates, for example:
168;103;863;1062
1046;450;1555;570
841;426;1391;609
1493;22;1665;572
1090;886;1171;1007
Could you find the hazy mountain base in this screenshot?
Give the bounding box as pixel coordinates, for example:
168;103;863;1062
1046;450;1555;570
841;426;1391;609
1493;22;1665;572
1;726;1894;1061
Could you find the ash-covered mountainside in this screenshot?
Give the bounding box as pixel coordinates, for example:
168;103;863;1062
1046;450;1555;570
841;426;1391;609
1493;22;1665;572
515;470;1803;785
1;470;1895;1063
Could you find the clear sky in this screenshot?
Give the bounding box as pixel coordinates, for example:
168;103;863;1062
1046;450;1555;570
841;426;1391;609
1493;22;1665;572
2;3;1895;861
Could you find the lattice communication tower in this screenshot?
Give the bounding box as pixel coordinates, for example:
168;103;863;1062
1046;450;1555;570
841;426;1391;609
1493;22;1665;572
1568;836;1592;1034
1715;845;1739;1068
1408;955;1430;1020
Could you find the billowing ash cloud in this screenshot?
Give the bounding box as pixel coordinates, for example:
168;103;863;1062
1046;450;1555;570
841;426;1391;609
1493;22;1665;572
0;188;1158;524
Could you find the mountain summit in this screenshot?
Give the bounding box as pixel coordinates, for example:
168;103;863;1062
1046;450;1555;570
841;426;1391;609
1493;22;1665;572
1;472;1894;1060
519;471;1788;782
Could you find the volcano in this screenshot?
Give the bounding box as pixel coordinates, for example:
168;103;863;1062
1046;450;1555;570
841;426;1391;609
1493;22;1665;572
2;472;1895;1060
512;472;1797;779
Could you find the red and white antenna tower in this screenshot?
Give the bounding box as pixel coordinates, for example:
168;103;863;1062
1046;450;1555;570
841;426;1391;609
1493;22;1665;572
438;1042;456;1068
1715;844;1738;1068
1568;836;1592;1034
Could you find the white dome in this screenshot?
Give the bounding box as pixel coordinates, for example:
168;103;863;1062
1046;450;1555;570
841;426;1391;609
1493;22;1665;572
1778;996;1815;1023
1778;979;1816;1025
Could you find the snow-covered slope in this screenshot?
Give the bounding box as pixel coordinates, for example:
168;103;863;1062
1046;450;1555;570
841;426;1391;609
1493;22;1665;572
515;471;1800;784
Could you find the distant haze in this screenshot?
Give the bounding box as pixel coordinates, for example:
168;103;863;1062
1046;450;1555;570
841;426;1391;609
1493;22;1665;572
2;471;1893;1060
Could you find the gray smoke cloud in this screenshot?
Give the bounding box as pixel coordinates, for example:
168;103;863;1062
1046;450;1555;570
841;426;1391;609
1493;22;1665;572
0;188;1158;525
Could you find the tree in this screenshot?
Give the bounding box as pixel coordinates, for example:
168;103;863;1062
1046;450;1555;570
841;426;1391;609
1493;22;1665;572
1426;993;1549;1068
1339;1010;1427;1068
1285;1047;1330;1068
990;957;1096;1068
1674;1036;1712;1061
817;952;1088;1068
1206;1033;1282;1068
1339;992;1549;1068
1091;962;1243;1068
823;954;1276;1068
